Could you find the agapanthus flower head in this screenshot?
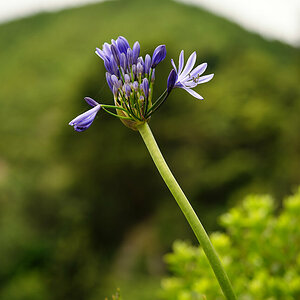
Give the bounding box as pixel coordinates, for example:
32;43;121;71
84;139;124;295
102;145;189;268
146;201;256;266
169;50;214;99
95;36;167;130
70;37;214;132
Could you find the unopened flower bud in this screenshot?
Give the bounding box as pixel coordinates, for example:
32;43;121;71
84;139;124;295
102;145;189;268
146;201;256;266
118;80;122;89
124;74;130;83
110;56;119;75
132;64;137;75
120;53;127;71
111;74;119;86
144;54;151;74
132;41;140;64
141;78;149;99
151;45;166;68
102;42;111;57
104;59;113;74
127;48;133;66
106;72;113;91
116;36;130;54
137;56;144;67
167;69;177;93
84;97;99;107
69;99;101;132
124;84;131;97
137;62;144;75
113;86;118;97
132;81;139;91
111;44;120;66
151;69;155;83
139;95;145;106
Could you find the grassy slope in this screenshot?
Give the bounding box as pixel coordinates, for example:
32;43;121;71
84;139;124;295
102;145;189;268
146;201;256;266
0;0;299;299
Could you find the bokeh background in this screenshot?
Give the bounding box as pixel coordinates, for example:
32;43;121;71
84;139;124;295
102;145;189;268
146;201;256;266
0;0;299;299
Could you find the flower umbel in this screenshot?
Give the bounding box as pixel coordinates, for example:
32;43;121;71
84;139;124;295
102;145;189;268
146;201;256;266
94;36;168;130
69;37;213;131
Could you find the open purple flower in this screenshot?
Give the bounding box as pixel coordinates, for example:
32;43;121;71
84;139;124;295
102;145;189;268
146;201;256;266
69;97;101;132
170;50;214;99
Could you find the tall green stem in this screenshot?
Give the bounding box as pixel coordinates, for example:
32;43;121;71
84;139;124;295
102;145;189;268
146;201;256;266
137;122;236;300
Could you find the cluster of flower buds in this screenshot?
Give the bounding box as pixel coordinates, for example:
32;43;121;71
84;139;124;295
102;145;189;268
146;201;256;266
95;37;166;129
69;36;213;132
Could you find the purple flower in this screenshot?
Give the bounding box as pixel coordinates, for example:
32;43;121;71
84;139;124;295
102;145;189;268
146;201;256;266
120;52;127;71
167;69;177;93
106;72;113;91
124;74;130;83
132;41;140;64
124;84;131;98
127;48;133;66
137;62;144;75
117;36;130;54
141;78;149;99
69;97;101;132
144;54;151;74
170;50;214;99
132;81;139;91
111;44;120;66
151;45;166;68
71;37;216;132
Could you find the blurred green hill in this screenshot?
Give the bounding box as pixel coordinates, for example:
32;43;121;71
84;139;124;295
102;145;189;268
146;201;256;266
0;0;299;299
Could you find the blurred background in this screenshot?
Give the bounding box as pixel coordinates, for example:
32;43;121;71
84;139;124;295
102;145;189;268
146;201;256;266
0;0;299;299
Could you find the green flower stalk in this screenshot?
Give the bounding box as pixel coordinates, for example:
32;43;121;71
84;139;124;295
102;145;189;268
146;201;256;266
137;122;236;300
69;36;236;300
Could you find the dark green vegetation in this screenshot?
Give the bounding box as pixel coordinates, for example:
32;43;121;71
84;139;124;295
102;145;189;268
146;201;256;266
162;189;300;299
0;0;299;299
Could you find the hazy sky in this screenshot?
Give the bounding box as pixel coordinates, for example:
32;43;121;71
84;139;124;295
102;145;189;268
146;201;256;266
0;0;299;46
0;0;102;23
179;0;300;46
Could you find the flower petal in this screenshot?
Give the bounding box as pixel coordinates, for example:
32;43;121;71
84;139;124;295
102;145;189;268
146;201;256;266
182;87;204;100
174;81;184;88
74;125;89;132
95;48;109;61
76;112;98;127
196;74;214;84
103;43;112;57
69;105;101;126
190;63;207;78
178;51;196;81
171;59;177;73
84;97;99;107
182;80;198;88
178;50;184;75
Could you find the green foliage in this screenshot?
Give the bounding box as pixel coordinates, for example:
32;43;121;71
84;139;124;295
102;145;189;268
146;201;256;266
105;288;122;300
161;188;300;300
